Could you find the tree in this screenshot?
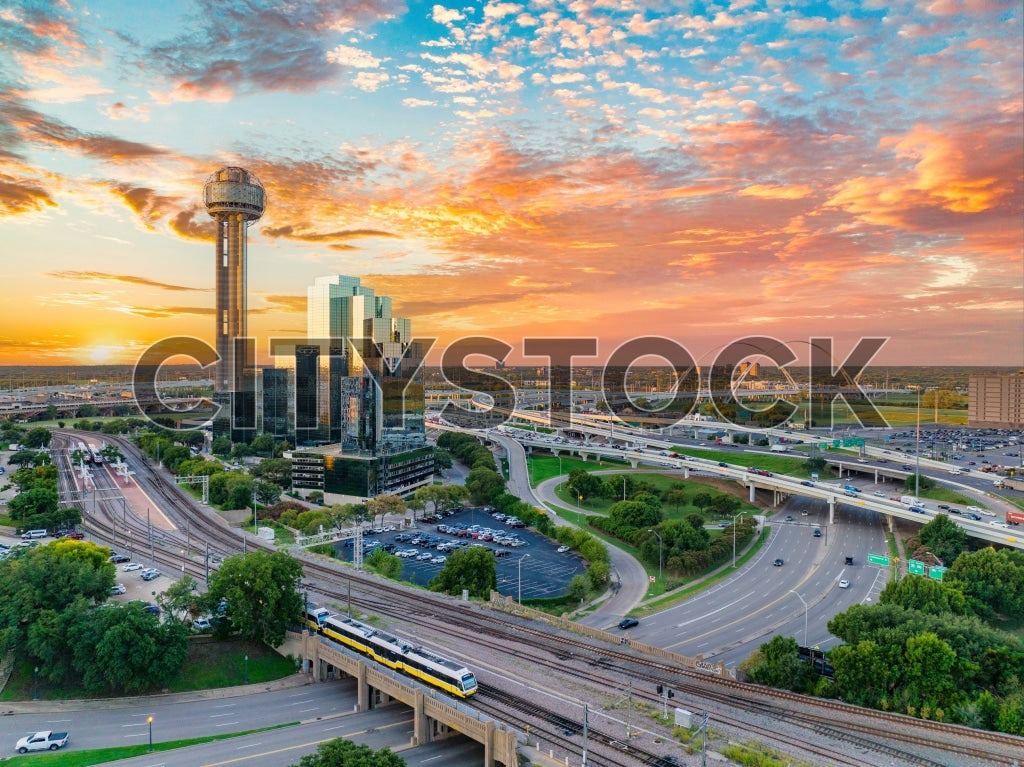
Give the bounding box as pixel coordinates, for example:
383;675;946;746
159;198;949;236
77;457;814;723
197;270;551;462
23;427;52;449
71;603;189;695
251;432;276;457
802;456;827;473
664;489;688;512
6;449;41;466
904;474;935;493
916;514;967;567
608;499;661;529
100;444;125;464
254;481;282;508
8;486;59;521
206;550;304;647
567;469;605;500
745;634;814;692
157;575;203;622
566;574;589;602
429;546;497;599
692;492;713;512
291;738;406;767
366;494;406;526
251;458;292;488
465;467;504;504
434;449;453;471
878;574;969;615
308;490;324;505
212;435;232;455
365;547;403;580
943;548;1024;617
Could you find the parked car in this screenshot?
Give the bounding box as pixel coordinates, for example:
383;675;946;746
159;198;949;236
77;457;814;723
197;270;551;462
141;569;161;581
108;554;130;564
556;545;570;553
192;617;212;631
16;731;69;754
123;562;143;572
110;583;126;595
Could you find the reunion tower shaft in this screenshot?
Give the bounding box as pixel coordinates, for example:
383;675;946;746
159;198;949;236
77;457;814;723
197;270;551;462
203;167;266;394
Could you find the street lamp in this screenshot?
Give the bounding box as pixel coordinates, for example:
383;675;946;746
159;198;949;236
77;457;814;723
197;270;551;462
244;654;249;684
731;512;743;568
925;550;944;567
647;529;663;581
147;716;153;752
915;388;921;498
790;590;808;647
518;554;530;603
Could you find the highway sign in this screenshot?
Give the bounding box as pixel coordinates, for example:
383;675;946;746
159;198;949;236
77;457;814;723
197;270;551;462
832;439;841;448
867;554;890;566
843;437;866;447
928;566;947;581
908;559;925;576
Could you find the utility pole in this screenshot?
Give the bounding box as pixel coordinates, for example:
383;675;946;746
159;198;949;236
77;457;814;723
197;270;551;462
147;507;154;566
626;680;632;739
205;540;210;583
581;703;588;767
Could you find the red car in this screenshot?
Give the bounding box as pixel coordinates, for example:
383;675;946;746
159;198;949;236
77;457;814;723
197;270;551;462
65;532;85;539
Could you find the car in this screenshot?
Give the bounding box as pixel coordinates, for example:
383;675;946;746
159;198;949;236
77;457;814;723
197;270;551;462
838;579;850;589
417;552;433;561
937;504;950;510
718;461;728;468
556;545;570;553
784;515;793;522
964;512;982;521
142;604;160;615
800;480;814;486
110;583;126;595
908;506;926;514
141;570;161;581
123;562;143;571
844;556;854;565
773;558;784;566
978;508;996;517
618;617;639;630
108;554;130;564
857;458;869;464
430;556;446;564
192;617;212;631
873;491;886;497
813;529;822;537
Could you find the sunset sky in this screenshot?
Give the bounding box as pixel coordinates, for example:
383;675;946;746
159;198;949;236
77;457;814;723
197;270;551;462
0;0;1021;370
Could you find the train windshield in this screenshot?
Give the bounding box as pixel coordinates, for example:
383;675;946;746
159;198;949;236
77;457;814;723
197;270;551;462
460;673;477;693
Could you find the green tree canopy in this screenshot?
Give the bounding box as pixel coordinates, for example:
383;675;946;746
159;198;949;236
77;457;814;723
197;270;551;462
465;467;505;504
206;550;304;647
251;457;292;488
23;427;52;449
291;738;406;767
914;514;967;570
943;548;1024;618
429;546;497;599
878;574;970;616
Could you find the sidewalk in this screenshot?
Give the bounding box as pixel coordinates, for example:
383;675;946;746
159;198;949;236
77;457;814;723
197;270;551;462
0;671;312;716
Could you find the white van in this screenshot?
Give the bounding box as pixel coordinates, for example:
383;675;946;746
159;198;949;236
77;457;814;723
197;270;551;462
21;529;47;539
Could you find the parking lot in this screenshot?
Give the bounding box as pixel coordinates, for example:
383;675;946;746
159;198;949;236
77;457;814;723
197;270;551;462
332;507;588;598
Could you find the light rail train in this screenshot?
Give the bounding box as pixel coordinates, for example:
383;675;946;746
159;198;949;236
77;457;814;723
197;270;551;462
305;606;477;698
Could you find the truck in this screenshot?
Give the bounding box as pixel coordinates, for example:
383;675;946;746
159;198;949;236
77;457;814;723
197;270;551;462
769;444;788;453
16;731;69;753
995;477;1024;491
900;495;924;506
1007;510;1024;526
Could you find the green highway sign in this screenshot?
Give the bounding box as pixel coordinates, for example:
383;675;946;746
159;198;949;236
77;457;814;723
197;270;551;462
928;566;947;581
842;438;866;447
908;559;925;576
832;439;841;448
868;554;890;567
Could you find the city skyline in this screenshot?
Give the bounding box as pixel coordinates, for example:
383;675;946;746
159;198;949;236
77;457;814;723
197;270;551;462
0;0;1021;368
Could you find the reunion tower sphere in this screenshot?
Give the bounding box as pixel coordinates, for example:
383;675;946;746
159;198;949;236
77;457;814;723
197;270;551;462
204;166;266;396
203;166;266;221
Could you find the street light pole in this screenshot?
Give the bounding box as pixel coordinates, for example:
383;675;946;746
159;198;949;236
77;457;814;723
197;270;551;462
33;666;38;700
147;716;153;752
647;529;663;581
244;654;249;684
790;590;808;646
731;512;742;567
518;554;530;603
915;388;921;498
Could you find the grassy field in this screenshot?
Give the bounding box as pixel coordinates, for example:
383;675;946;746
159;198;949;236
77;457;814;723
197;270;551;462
526;453;627;486
1;639;295;702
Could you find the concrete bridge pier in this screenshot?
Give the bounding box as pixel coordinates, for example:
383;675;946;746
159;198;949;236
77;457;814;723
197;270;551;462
749;483;757;503
828;497;836;524
413;690;427;745
357;663;369;711
628;457;639;468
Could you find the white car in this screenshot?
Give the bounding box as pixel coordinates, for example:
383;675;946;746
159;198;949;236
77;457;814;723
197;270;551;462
838;579;850;589
978;508;996;517
110;583;126;595
430;556;446;564
872;491;886;497
556;545;570;553
123;562;143;572
416;552;433;561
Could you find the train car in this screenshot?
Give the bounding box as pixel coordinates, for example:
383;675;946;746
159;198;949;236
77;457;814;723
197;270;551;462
305;605;331;630
90;445;104;465
318;613;477;698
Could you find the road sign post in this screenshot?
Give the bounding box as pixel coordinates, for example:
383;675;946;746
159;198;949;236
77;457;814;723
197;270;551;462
867;553;890;567
908;559;925;576
928;566;947;581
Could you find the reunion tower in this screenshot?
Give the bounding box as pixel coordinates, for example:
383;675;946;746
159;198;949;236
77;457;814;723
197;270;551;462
203;167;266;396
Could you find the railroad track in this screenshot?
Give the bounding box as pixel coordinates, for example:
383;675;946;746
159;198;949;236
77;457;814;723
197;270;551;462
51;431;1024;767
